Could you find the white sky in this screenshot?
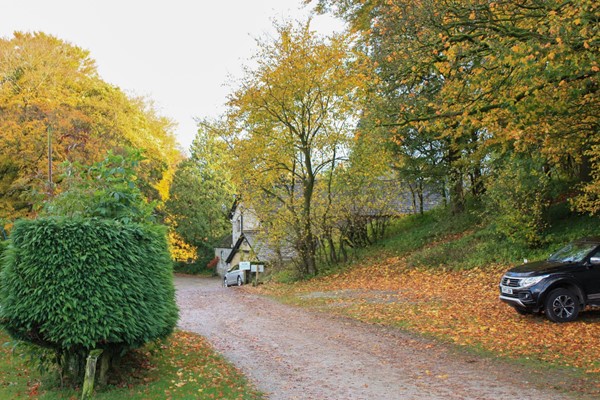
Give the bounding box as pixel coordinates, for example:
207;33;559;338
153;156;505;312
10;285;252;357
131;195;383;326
0;0;344;152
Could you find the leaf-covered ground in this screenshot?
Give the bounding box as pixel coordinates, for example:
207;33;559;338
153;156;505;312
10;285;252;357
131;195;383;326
254;256;600;390
0;330;264;399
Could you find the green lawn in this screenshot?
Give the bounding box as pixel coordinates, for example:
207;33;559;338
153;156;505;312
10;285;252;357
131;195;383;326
0;329;264;399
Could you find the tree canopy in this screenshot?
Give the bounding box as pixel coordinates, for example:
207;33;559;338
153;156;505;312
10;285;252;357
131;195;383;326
223;21;366;275
0;32;181;222
307;0;599;245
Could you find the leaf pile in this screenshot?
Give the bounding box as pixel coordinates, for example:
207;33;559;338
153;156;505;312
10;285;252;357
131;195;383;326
256;257;600;377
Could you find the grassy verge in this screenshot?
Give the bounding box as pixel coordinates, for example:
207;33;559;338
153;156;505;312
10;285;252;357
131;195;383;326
374;204;596;268
0;329;264;399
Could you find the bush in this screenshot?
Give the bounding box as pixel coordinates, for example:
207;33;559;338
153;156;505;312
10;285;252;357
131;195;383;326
44;150;156;224
0;217;178;385
485;154;551;247
0;240;6;275
172;260;214;276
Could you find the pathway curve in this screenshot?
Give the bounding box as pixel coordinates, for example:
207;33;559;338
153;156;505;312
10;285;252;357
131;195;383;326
176;276;583;400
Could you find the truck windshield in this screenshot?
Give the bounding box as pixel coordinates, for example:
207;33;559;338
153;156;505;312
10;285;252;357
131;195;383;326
548;242;598;263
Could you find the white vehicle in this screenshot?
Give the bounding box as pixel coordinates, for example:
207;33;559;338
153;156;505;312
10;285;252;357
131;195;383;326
223;264;245;287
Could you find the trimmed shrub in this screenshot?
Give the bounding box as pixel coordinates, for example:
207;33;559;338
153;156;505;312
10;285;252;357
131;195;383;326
0;240;6;274
0;217;178;384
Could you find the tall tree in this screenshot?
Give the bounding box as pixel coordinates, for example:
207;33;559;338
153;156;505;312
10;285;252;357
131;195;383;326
165;121;234;263
311;0;599;218
224;21;363;276
0;32;181;220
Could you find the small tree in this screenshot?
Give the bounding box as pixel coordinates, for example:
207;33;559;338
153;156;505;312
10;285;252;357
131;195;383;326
165;123;234;264
44;149;156;223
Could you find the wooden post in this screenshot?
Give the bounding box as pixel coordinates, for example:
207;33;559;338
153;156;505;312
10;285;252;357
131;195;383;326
253;264;263;286
81;349;103;400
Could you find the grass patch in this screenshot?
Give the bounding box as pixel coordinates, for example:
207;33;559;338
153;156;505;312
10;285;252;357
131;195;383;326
405;207;598;270
359;207;482;259
0;329;264;399
336;202;598;272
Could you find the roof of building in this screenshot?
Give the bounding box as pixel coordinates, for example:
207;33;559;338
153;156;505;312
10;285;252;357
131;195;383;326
215;234;233;249
225;234;246;264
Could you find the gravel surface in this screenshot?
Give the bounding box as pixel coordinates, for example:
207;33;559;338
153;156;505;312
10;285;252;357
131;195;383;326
176;276;581;400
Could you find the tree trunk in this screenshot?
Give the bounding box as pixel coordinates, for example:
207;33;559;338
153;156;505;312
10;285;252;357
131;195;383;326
301;163;317;276
98;351;111;386
469;129;485;198
418;180;424;215
327;234;338;264
408;182;417;213
448;145;464;214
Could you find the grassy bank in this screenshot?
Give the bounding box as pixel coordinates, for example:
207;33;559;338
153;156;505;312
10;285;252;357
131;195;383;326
0;329;263;399
352;204;598;271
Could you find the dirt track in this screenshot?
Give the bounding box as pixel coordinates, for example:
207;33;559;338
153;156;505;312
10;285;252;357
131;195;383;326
176;276;582;400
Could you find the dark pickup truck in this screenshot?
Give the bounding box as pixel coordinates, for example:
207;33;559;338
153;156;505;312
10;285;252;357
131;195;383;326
499;237;600;322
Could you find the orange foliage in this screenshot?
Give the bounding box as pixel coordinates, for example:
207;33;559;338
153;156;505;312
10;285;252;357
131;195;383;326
206;257;219;270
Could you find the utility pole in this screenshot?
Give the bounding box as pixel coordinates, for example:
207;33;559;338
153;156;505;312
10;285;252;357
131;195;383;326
47;124;53;197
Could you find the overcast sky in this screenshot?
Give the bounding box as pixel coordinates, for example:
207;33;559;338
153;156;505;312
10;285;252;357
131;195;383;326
0;0;344;152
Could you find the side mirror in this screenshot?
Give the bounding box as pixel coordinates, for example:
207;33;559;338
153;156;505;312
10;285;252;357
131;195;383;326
590;257;600;265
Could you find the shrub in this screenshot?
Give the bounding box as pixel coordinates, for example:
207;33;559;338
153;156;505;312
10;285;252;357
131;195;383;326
44;150;156;224
173;260;213;275
0;240;6;275
0;217;178;385
485;154;551;247
207;256;219;270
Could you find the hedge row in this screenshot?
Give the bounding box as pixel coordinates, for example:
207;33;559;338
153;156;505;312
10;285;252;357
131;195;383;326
0;240;6;274
0;217;178;352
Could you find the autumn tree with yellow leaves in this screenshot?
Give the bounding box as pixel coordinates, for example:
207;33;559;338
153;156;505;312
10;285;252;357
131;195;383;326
311;0;599;245
0;32;180;223
223;21;369;275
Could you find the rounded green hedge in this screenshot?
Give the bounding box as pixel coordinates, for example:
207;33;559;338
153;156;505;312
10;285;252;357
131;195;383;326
0;217;178;352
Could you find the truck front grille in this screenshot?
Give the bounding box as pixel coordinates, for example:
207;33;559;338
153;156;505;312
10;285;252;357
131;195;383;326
501;276;521;287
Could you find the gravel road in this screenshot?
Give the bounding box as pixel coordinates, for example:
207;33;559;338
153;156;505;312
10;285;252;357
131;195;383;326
176;276;582;400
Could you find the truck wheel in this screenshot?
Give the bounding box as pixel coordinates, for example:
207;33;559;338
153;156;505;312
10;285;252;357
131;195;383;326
223;278;228;287
544;288;580;323
237;276;243;286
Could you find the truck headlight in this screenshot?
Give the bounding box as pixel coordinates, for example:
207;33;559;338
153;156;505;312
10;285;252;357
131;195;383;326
520;275;548;288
